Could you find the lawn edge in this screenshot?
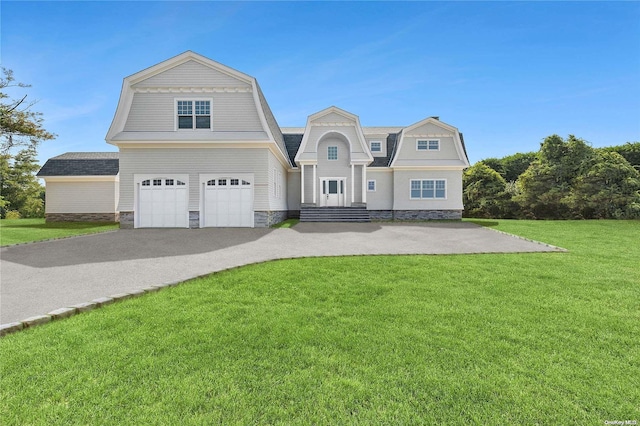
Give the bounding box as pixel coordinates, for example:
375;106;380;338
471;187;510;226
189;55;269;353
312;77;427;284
0;229;119;248
473;223;569;252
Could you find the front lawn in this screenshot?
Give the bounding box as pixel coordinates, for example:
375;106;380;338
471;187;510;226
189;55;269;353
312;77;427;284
0;220;638;424
0;219;118;246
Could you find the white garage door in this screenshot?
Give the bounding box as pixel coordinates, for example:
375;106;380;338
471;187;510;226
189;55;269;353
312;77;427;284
138;177;188;228
202;176;253;227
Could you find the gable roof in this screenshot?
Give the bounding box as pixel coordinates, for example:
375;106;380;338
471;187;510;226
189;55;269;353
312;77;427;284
37;152;119;177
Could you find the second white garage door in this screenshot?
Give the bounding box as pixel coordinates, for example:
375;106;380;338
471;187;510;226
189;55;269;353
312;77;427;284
201;175;253;227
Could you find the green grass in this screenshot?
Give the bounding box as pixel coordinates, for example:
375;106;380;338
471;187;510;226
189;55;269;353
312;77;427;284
271;218;300;228
1;220;638;424
0;219;118;246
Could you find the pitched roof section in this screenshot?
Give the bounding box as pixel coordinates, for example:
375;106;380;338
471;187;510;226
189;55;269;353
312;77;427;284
283;132;398;168
37;152;119;177
370;133;399;167
283;133;303;166
255;82;290;166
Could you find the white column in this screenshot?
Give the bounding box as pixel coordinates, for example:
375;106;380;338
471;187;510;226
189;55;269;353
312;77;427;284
362;165;366;204
312;164;317;205
351;164;355;204
301;164;305;204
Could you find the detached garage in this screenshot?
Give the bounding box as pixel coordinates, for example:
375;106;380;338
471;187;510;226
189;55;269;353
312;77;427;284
37;152;120;222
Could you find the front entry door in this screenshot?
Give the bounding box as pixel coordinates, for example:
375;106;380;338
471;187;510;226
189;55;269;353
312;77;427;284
321;178;345;207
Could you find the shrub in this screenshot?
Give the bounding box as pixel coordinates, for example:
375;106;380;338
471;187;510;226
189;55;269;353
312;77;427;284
4;210;21;220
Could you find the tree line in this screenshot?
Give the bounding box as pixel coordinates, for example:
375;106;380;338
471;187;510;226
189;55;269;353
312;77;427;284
1;68;54;219
463;136;640;219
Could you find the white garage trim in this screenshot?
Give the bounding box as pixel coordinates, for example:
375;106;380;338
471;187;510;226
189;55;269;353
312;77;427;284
134;174;189;228
199;173;254;228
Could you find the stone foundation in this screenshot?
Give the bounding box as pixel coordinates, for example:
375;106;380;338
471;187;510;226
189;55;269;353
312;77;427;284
392;210;463;220
189;211;199;229
46;213;119;223
119;211;134;229
369;210;394;220
254;210;288;227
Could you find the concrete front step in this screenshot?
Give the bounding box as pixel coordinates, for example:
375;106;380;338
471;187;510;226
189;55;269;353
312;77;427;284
300;207;371;223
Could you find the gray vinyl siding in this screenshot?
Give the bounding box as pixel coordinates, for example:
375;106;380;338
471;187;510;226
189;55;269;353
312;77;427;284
118;147;269;211
353;164;363;203
302;165;313;204
366;170;393;210
287;170;301;210
297;126;367;162
123;92;263;133
392;169;463;210
366;137;387;157
132;60;251;89
394;122;460;164
314;112;351;124
267;150;288;211
45;181;118;214
317;137;351;177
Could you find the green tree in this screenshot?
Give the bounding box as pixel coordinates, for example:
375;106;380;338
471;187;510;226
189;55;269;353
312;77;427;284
463;163;513;218
602;142;640;170
0;68;54;218
1;68;55;154
0;148;44;218
482;152;536;182
567;151;640;219
515;135;594;219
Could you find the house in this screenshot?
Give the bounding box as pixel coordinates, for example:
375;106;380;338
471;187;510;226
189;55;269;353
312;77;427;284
38;51;469;228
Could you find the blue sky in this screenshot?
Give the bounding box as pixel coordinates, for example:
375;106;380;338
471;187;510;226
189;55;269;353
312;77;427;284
2;1;639;165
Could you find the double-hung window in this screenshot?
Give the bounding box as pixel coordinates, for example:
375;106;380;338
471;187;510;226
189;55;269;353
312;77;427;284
410;179;446;199
177;100;211;129
367;180;376;192
370;141;382;153
417;139;439;151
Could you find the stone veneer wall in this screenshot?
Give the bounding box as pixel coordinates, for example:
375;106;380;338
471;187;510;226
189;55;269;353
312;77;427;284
254;210;288;227
46;213;119;223
369;210;462;220
368;210;393;220
189;211;199;229
119;211;134;229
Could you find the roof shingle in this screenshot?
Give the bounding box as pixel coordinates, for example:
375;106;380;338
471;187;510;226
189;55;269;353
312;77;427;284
37;152;119;177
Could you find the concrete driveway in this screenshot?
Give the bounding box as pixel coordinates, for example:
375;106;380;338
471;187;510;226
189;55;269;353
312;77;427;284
0;222;563;324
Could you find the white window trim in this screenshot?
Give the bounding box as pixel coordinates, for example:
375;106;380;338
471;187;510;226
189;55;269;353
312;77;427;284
367;179;376;192
409;179;447;200
327;145;338;161
369;141;382;153
174;98;213;131
416;139;440;151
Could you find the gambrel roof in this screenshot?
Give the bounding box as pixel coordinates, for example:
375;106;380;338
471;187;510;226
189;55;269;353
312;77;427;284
105;51;291;167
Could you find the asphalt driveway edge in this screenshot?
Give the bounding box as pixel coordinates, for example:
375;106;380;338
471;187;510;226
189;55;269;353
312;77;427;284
0;249;566;338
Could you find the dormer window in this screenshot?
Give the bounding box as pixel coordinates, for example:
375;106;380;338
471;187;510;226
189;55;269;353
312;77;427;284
417;139;439;151
177;100;211;130
370;141;382;153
